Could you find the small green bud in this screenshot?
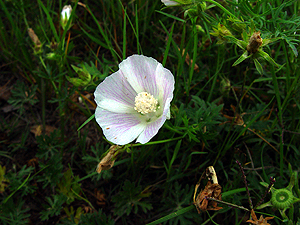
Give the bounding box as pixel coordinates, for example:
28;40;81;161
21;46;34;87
66;76;89;87
227;17;246;32
184;8;198;18
46;53;58;60
210;23;233;44
196;25;205;34
67;64;92;87
49;39;58;51
220;77;231;96
198;2;207;11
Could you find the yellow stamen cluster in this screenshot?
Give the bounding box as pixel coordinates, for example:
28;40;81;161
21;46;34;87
134;92;159;114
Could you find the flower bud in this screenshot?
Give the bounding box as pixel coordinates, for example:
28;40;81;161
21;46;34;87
61;5;72;30
247;32;263;54
220;77;231;96
210;23;233;44
28;28;42;54
196;25;205;34
184;8;198;18
46;52;58;60
198;2;207;11
66;64;92;87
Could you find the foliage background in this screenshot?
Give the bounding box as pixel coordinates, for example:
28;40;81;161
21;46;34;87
0;0;300;224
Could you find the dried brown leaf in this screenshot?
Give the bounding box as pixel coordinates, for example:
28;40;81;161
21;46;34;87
30;125;56;137
194;181;223;213
96;145;121;173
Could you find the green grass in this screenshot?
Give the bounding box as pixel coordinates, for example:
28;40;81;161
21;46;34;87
1;0;300;224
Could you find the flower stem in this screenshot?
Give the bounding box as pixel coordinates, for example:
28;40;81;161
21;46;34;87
236;160;253;209
164;123;184;135
41;77;46;132
131;136;184;147
205;196;250;212
254;177;276;210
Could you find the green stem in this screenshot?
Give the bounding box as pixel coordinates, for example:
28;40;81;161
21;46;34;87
164;123;185;135
187;18;198;97
205;197;250;212
20;0;29;28
39;55;59;94
130;136;184;147
122;7;127;59
270;65;283;177
207;45;224;102
41;78;46;132
282;42;291;91
146;205;194;225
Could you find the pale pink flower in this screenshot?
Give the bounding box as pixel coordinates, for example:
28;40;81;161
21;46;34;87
94;55;175;145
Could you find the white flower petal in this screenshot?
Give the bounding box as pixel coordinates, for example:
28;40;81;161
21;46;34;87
136;99;171;143
96;107;146;145
97;99;136;114
164;98;172;120
136;119;164;144
119;55;160;96
94;70;137;109
61;5;72;20
155;63;175;112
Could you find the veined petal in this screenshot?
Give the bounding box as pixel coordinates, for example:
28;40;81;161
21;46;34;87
155;63;175;109
119;55;160;96
164;98;172;120
94;70;137;109
136;116;166;144
136;99;171;144
95;107;146;145
97;99;136;114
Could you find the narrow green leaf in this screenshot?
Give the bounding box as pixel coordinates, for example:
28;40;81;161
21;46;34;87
169;140;182;168
232;51;250;66
257;50;280;67
147;205;194;225
162;22;175;66
77;114;95;131
156;10;186;23
36;0;59;42
225;36;247;49
80;26;109;49
253;58;263;74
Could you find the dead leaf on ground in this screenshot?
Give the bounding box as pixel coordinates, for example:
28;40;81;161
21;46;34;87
179;48;199;72
94;189;106;206
30;125;56;137
0;85;11;101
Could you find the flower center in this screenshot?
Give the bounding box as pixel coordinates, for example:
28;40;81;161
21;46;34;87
134;92;159;114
